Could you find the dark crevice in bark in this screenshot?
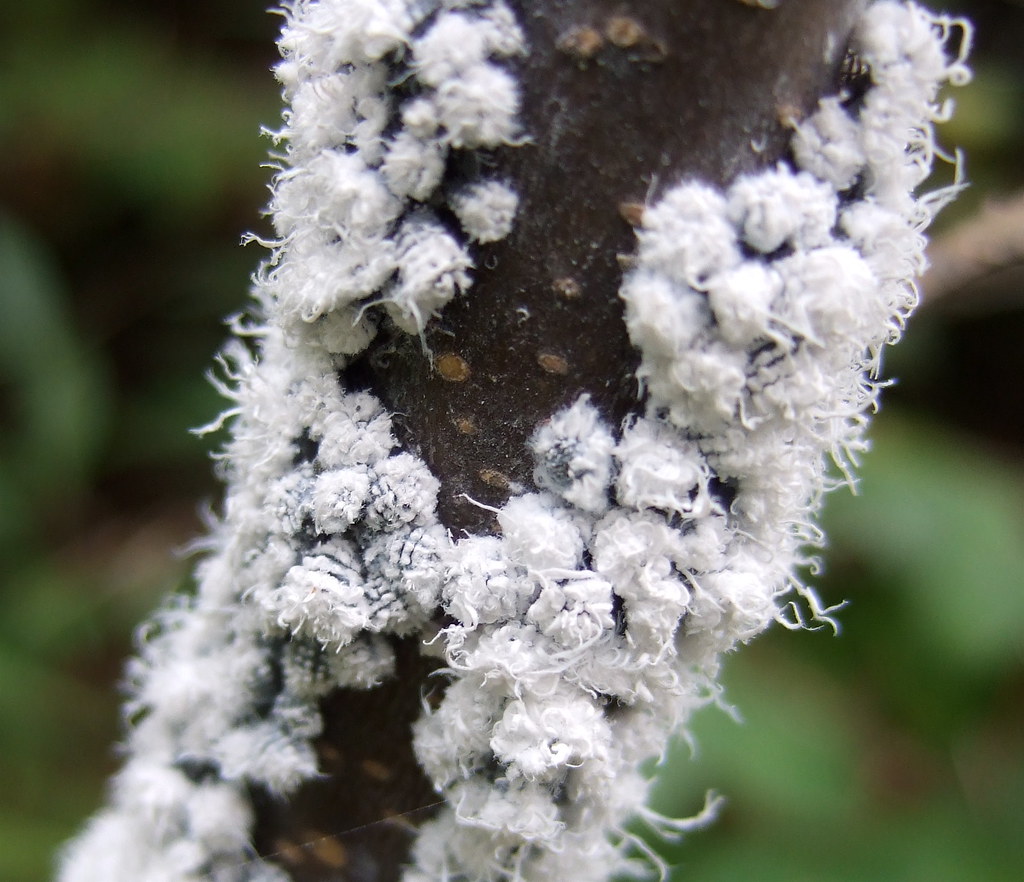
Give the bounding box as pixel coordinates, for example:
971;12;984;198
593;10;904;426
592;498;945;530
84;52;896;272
252;638;443;882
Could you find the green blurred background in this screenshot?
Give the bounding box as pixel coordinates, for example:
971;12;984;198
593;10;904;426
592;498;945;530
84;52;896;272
0;1;1021;880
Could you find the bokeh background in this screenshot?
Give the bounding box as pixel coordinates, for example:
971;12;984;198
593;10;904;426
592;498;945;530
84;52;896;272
1;1;1021;880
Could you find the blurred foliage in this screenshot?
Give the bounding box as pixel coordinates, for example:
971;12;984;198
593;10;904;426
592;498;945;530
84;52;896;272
0;1;1021;881
645;414;1024;881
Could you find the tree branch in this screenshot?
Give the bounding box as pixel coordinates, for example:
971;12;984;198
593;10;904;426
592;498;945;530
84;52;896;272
258;3;864;880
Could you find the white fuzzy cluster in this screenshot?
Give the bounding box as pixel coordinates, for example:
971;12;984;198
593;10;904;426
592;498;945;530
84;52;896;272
59;4;968;882
60;1;522;880
59;325;451;882
264;0;523;336
409;446;727;881
621;2;970;631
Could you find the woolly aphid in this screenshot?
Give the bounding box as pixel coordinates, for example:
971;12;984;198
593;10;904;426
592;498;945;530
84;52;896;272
59;3;970;882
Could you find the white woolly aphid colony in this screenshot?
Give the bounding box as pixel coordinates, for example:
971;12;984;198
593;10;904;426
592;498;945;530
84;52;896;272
59;2;970;881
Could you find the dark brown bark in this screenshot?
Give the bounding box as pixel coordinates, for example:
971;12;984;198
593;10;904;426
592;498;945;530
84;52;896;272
251;640;442;882
348;0;867;535
257;2;865;880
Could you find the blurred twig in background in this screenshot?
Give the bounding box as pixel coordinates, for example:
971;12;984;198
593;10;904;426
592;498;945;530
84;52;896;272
922;191;1024;308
